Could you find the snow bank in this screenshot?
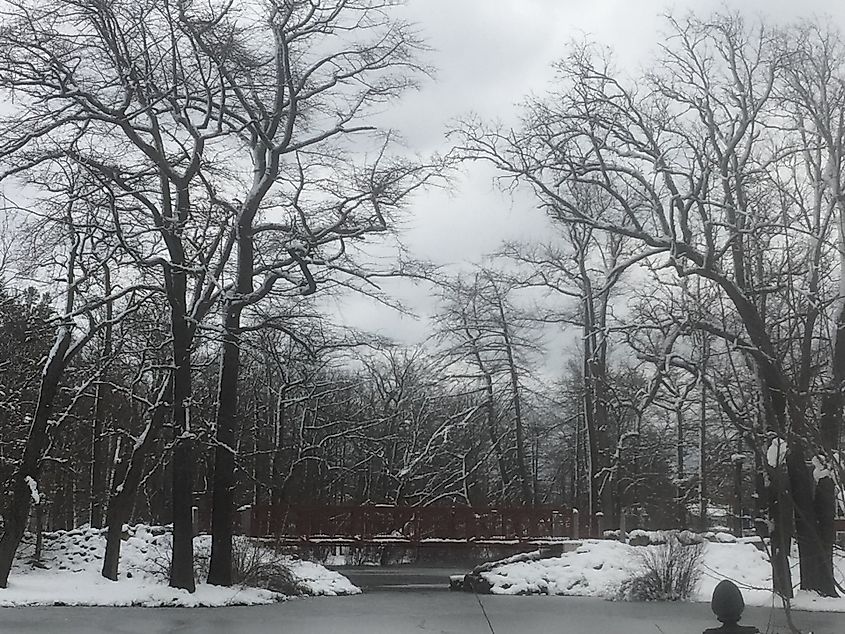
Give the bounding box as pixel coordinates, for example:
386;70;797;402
0;525;358;607
479;539;845;612
287;559;359;596
482;540;633;597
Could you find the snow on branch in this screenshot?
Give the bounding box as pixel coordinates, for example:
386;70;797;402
766;437;787;468
24;475;41;505
811;456;832;483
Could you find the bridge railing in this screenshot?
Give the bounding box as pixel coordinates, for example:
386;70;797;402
237;505;600;541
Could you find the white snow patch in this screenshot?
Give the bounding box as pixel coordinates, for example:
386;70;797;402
766;437;788;468
0;525;358;607
24;476;40;505
482;540;633;597
133;425;150;451
480;539;845;612
712;532;736;544
41;326;67;376
811;456;832;483
286;559;360;596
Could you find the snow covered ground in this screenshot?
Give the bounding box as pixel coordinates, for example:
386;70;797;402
479;538;845;612
0;525;359;607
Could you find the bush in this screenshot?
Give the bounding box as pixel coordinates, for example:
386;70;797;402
618;536;704;601
145;534;302;593
230;537;302;594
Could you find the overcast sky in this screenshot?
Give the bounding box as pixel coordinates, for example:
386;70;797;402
332;0;845;362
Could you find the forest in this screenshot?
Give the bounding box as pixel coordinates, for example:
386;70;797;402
0;0;843;602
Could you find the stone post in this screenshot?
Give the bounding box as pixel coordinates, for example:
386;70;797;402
703;580;759;634
571;508;580;540
239;506;252;537
595;511;604;538
619;510;627;543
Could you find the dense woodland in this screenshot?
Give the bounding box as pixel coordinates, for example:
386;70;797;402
0;0;843;601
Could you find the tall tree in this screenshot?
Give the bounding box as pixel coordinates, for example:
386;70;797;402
171;0;438;586
455;13;845;596
0;177;149;587
435;271;538;504
0;0;236;590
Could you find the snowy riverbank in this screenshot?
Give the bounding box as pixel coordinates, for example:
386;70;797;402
0;525;359;607
478;538;845;612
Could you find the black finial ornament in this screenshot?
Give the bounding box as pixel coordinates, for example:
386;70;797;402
702;580;759;634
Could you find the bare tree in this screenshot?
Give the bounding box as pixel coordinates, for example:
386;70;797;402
498;188;635;527
434;270;539;505
168;0;439;585
0;176;151;587
455;13;845;597
0;0;239;590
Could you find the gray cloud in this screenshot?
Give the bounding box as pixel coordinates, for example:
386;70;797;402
337;0;845;364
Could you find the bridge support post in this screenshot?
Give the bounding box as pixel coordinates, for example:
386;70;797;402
619;511;627;542
572;509;579;540
239;506;252;537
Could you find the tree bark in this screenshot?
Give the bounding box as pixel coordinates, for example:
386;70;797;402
207;301;242;587
90;264;112;529
168;262;195;592
0;325;71;587
769;463;794;599
493;287;531;505
102;379;170;581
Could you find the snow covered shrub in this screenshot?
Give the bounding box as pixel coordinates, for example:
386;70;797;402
230;538;302;594
143;534;181;581
144;532;300;591
618;536;703;601
144;536;213;584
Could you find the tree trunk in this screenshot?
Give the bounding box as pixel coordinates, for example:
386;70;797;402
90;264;113;529
582;322;598;524
591;346;614;527
90;382;108;528
33;504;43;563
482;370;508;501
788;447;838;596
466;329;508;501
208;190;260;585
769;463;794;599
168;267;195;592
207;302;242;587
0;325;71;588
676;400;686;528
812;474;837;594
732;440;744;537
496;297;531;505
102;379;170;581
271;389;287;510
698;359;708;532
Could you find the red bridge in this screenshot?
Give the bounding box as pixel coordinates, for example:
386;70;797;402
205;505;845;545
232;505;599;544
